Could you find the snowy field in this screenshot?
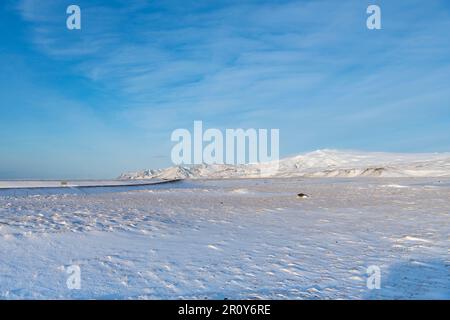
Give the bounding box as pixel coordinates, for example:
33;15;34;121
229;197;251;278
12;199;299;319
0;178;448;299
0;179;174;189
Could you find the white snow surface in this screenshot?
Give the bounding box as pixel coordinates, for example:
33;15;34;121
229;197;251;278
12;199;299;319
0;179;173;189
119;150;450;180
0;177;448;299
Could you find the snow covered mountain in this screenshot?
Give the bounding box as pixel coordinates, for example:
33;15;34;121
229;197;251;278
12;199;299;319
119;150;450;180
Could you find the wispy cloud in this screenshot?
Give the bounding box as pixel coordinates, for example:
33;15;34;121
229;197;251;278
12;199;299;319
3;0;450;177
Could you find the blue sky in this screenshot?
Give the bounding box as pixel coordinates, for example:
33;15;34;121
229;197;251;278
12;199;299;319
1;0;450;179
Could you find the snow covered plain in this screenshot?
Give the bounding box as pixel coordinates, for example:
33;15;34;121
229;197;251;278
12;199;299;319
0;177;448;299
0;179;175;189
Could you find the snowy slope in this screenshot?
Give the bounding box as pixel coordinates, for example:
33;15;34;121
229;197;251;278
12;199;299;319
120;150;450;180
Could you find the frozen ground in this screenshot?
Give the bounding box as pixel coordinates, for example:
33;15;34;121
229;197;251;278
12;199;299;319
0;179;173;189
0;178;448;299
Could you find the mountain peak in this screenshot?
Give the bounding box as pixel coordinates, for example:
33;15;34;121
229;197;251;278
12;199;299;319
120;150;450;180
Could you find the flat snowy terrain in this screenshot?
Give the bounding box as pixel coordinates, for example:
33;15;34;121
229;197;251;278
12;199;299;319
0;179;173;189
0;178;448;299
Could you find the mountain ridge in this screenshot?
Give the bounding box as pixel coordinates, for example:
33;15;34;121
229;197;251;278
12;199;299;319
119;149;450;180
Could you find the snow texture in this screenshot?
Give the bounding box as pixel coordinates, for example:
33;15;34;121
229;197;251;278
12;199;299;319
0;176;448;299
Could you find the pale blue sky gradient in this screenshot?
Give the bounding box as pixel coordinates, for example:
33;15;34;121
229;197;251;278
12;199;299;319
1;0;450;178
